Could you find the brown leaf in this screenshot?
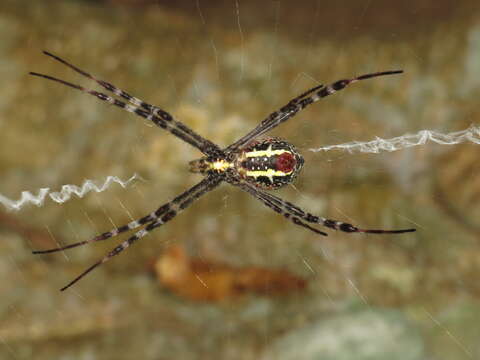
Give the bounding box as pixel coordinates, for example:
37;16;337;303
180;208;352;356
154;245;307;302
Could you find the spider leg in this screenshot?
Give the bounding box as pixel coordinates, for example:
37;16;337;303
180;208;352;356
59;220;161;291
31;52;222;157
30;71;218;156
232;180;327;236
42;51;152;110
225;70;402;153
261;189;415;234
34;175;222;291
32;206;169;254
233;180;415;235
33;174;220;254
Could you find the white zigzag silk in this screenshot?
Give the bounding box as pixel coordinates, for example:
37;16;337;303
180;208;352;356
310;125;480;153
2;126;479;211
0;174;140;211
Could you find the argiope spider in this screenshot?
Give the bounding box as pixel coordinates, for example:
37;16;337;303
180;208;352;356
31;51;415;291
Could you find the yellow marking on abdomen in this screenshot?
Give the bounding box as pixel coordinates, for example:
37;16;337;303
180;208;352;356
245;144;289;158
246;169;293;178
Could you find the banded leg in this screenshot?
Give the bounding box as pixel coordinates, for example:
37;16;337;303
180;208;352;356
225;70;402;153
234;180;327;236
31;51;222;157
32;205;170;254
35;175;223;291
233;180;416;235
59;220;160;291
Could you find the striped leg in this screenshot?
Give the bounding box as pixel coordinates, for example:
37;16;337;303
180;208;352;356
31;51;222;157
233;180;416;235
234;180;327;236
225;70;402;153
32;205;169;254
35;175;223;291
59;221;160;291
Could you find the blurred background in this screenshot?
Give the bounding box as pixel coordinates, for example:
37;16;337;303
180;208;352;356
1;0;479;359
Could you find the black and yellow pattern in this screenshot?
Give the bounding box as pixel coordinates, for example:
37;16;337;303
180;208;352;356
31;52;415;291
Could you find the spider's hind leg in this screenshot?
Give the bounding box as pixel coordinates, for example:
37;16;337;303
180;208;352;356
268;193;416;234
258;188;416;234
234;180;415;236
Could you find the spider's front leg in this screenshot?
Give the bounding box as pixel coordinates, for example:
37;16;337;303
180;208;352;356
234;180;415;236
30;51;222;157
33;175;223;291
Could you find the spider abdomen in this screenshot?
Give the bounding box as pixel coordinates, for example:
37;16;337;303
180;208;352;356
236;138;304;190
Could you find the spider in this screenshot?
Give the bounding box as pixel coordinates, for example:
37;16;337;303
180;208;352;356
30;51;415;291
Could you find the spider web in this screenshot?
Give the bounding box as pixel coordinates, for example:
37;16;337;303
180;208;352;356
0;173;140;211
310;124;480;153
2;125;478;212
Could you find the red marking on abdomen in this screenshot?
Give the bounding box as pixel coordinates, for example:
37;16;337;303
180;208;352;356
275;153;296;173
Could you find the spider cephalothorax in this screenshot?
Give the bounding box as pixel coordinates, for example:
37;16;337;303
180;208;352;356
30;51;416;291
